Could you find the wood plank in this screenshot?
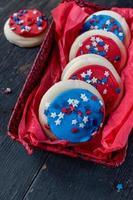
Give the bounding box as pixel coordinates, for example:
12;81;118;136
23;135;133;200
0;0;60;199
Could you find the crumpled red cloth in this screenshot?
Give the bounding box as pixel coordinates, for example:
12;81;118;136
8;1;133;167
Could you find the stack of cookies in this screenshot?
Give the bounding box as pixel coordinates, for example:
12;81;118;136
39;10;131;144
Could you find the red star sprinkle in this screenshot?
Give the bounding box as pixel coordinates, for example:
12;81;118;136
77;111;82;116
91;95;97;101
71;128;79;133
86;109;91;115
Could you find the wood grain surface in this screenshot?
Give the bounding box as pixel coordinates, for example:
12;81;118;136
0;0;133;200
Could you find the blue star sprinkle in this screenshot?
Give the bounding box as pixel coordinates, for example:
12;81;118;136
115;88;121;94
116;183;123;192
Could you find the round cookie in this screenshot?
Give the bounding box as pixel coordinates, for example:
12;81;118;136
62;54;123;115
69;30;127;73
39;80;105;143
82;10;131;47
4;9;48;47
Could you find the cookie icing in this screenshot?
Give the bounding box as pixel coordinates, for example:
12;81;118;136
69;65;122;114
82;15;125;42
76;35;122;73
9;9;47;37
43;89;104;143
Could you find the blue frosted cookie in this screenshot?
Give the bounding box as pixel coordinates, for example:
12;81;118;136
82;10;131;47
39;80;105;143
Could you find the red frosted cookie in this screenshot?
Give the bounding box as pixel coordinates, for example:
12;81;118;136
62;54;123;115
69;30;127;73
4;9;48;47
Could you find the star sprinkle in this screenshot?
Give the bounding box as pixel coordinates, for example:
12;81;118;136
104;71;109;77
116;183;123;192
104;44;109;52
96;37;102;43
58;112;64;119
86;45;90;49
67;98;74;105
50;112;57;118
55;119;61;126
86;79;92;84
103;88;108;94
86;69;92;76
91;77;97;84
94;25;98;29
72;119;78;125
83;116;88;124
106;20;111;25
90;36;96;42
79;123;85;128
119;32;123;36
81;72;86;78
67;99;79;107
33;10;38;14
92;41;97;47
80;93;88;102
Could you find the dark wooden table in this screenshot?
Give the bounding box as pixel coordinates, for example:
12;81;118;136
0;1;133;200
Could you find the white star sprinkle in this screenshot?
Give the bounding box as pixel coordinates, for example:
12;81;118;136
104;71;109;77
92;41;97;47
80;93;88;102
86;45;90;49
81;72;86;78
33;10;38;14
18;20;24;25
58;112;64;119
83;116;88;124
67;99;79;107
86;79;92;84
94;25;98;29
72;99;79;107
13;13;18;17
103;89;108;94
96;37;102;43
106;20;111;25
38;27;43;31
86;69;92;76
119;32;123;36
91;77;97;84
94;47;98;51
100;122;103;128
55;119;61;126
90;36;96;42
103;28;108;31
44;102;50;110
50;112;57;118
90;25;95;29
72;119;78;125
68;98;74;105
104;44;109;52
79;123;85;128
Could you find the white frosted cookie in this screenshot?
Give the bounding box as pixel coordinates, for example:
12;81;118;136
39;80;105;143
82;10;131;47
62;54;123;115
4;9;48;47
69;30;127;73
